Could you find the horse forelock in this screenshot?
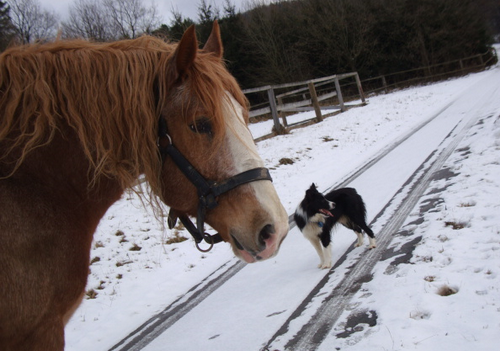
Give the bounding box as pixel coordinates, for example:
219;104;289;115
172;51;249;156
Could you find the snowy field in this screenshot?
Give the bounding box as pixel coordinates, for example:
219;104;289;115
65;62;500;351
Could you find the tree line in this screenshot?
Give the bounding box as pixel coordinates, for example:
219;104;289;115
1;0;499;89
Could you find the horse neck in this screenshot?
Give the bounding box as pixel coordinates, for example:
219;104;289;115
8;125;124;230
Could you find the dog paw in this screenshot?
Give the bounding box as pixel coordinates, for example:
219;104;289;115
319;262;332;269
368;238;377;249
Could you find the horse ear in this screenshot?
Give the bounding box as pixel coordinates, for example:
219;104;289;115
175;25;198;77
202;20;223;59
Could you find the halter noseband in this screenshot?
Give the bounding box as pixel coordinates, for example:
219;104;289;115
157;117;273;252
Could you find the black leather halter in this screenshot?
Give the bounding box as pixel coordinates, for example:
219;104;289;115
157;117;273;252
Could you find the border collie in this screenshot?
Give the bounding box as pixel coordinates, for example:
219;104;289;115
294;184;376;269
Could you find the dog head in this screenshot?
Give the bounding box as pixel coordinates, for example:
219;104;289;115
303;183;335;218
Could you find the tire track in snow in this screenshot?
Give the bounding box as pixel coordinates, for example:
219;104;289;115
108;259;244;351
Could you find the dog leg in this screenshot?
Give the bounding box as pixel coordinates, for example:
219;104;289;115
368;236;377;249
306;237;327;268
319;243;333;269
354;232;364;247
359;224;376;249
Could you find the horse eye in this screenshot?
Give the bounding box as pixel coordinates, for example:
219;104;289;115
189;118;212;135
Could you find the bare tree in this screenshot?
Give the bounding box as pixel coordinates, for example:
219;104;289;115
242;0;307;84
7;0;58;43
1;0;15;50
62;0;113;41
222;0;236;17
103;0;161;39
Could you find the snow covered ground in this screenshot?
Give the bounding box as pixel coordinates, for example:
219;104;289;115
65;62;500;351
319;72;500;350
325;114;500;350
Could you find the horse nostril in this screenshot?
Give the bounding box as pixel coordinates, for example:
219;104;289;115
259;224;275;246
231;234;245;251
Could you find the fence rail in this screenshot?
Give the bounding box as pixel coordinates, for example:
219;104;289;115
360;50;497;95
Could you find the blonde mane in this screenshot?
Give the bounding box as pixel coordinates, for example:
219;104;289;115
0;36;248;200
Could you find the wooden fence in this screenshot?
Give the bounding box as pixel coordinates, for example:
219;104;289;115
360;49;497;96
243;48;497;142
242;72;366;140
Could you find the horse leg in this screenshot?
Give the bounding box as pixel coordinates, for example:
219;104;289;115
0;273;84;351
0;190;92;351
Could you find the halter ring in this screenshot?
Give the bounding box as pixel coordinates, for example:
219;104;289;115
195;233;215;253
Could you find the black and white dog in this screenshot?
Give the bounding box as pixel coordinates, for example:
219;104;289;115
294;184;376;269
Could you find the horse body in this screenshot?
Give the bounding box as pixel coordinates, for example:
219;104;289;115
0;124;122;350
0;23;288;350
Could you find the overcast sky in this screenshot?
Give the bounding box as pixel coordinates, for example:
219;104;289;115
38;0;258;24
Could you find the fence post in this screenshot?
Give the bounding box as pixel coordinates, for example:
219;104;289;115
354;73;366;103
308;81;323;122
334;76;346;112
276;96;288;127
381;76;388;94
267;87;285;134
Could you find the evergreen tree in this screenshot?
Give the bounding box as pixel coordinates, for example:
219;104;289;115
218;1;257;88
197;0;219;43
167;9;195;41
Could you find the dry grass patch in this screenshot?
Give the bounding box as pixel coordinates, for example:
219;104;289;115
279;157;294;165
129;243;142;251
86;289;98;299
437;284;458;296
444;221;466;230
165;232;188;245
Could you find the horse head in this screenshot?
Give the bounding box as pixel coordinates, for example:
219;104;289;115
157;22;289;263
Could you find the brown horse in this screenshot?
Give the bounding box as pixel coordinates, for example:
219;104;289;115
0;22;289;350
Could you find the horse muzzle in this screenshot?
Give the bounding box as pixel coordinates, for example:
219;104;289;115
230;221;289;263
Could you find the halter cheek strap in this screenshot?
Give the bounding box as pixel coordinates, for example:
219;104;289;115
158;117;273;252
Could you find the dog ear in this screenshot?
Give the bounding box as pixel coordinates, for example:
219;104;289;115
306;184;317;199
305;190;313;200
